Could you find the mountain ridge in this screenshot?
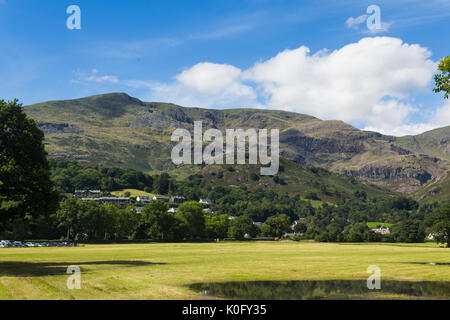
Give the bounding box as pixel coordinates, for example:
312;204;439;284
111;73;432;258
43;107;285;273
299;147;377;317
24;93;450;198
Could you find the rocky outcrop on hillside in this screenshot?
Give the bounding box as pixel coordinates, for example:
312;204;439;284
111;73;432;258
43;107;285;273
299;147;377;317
37;122;81;135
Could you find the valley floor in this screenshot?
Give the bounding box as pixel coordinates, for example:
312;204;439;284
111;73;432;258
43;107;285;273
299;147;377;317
0;242;448;300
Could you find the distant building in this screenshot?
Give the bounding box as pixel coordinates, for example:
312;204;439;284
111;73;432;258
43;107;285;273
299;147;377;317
152;196;167;201
81;197;130;205
228;216;237;220
170;196;186;204
291;219;305;230
371;226;391;235
135;207;144;214
74;190;101;197
427;233;437;241
168;208;178;213
253;222;264;227
203;208;213;215
136;196;151;203
199;199;211;206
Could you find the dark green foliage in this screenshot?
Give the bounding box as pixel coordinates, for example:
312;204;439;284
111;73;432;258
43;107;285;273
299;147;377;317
140;200;180;241
426;204;450;246
433;56;450;99
262;214;291;237
0;99;59;226
176;201;206;240
154;173;170;195
205;214;229;239
50;160;154;193
304;192;320;201
391;220;425;243
228;216;259;239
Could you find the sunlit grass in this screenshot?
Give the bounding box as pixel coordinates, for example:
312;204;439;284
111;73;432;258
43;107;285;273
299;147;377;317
0;242;448;300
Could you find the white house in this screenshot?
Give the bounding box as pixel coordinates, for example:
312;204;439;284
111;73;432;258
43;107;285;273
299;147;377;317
168;208;178;213
371;226;391;235
136;196;151;203
199;199;211;206
203;208;213;215
152;196;166;201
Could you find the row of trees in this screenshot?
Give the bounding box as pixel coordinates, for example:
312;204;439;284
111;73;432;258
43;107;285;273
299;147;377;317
50;160;173;195
3;195;447;245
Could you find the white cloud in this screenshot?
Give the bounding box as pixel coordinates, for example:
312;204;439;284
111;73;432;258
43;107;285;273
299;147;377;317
243;37;436;125
365;100;450;136
345;13;393;34
176;63;242;95
147;62;259;108
346;14;368;29
124;37;446;136
364;21;394;34
81;69;119;84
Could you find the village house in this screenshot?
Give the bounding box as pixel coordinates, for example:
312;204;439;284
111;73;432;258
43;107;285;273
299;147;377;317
152;196;167;202
203;208;213;215
74;190;101;197
136;196;151;203
81;197;130;205
371;226;391;235
168;208;178;213
199;199;211;206
170;196;186;204
290;219;306;230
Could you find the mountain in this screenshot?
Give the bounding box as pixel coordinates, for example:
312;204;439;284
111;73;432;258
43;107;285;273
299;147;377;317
24;93;450;195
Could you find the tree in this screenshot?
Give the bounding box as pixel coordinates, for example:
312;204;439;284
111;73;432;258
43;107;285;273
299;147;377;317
228;215;259;239
426;204;450;247
205;214;229;239
0;99;59;226
141;200;175;241
262;214;291;237
56;198;79;240
391;220;425;243
176;201;206;239
155;173;170;195
433;56;450;99
293;222;307;234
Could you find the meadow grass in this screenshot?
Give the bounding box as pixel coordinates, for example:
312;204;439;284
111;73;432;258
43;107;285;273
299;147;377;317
0;241;448;300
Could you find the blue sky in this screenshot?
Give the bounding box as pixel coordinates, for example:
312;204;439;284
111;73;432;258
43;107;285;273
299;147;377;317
0;0;449;135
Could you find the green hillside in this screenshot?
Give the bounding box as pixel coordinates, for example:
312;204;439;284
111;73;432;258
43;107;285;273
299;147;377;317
24;92;450;194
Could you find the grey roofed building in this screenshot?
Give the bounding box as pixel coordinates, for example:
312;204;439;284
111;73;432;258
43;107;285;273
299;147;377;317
136;196;151;203
74;190;101;197
81;197;130;205
152;196;167;201
170;196;186;203
199;199;211;205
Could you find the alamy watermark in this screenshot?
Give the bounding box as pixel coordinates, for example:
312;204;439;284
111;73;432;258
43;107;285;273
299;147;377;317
66;5;81;30
171;121;279;175
366;265;381;290
366;5;382;31
66;265;81;290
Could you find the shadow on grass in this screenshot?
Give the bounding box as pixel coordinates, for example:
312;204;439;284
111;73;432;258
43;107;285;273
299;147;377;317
0;260;166;277
406;262;450;266
189;280;450;300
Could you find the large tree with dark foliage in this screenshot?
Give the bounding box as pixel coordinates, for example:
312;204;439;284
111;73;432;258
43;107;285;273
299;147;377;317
426;204;450;247
0;99;59;227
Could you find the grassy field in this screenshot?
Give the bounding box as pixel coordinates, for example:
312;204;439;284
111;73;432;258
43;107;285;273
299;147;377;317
0;242;448;300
